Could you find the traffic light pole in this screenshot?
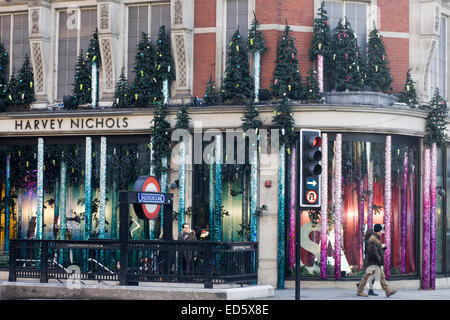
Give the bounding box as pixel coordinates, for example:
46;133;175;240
295;138;301;300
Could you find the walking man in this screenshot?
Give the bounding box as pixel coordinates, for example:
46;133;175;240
357;223;397;297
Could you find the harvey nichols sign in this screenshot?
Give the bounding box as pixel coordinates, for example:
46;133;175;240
0;115;153;135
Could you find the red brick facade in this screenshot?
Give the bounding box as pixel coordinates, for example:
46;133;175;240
192;0;409;97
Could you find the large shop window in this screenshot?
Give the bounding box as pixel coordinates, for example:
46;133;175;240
192;133;251;242
57;9;97;100
0;13;30;79
431;17;447;99
0;136;154;246
295;134;419;278
127;3;171;82
324;1;367;56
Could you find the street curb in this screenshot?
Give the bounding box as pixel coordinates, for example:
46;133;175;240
0;281;274;300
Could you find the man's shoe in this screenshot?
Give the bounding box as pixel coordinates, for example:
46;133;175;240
386;290;397;297
357;291;368;297
368;289;378;296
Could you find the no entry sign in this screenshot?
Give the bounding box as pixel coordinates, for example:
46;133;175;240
133;176;161;220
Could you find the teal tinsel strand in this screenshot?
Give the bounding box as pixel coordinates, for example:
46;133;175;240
36;138;44;240
160;157;168;233
111;180;117;239
209;153;215;241
250;140;258;242
54;180;60;240
84;137;92;240
59;160;66;265
277;144;285;289
178;140;186;233
99;137;107;239
149;140;155;240
215;134;223;241
4;155;10;250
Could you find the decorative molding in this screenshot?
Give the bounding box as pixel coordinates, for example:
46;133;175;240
175;34;187;88
31;42;44;94
424;39;437;96
100;3;109;30
194;27;216;34
31;8;40;34
434;4;441;33
174;0;183;25
100;38;114;89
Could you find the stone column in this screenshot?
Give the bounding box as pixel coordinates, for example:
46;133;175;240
96;0;120;105
410;0;441;102
28;0;52;109
257;151;279;288
170;0;194;104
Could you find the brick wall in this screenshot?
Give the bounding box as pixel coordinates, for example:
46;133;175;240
192;0;410;97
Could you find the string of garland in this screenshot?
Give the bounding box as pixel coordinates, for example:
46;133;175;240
131;32;160;107
330;18;365;91
425;89;448;149
365;24;392;92
271;22;303;100
222;29;254;103
71;49;92;108
150;102;171;179
204;75;220;105
309;2;332;67
399;69;419;107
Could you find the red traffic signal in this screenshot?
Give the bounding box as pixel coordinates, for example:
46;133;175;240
300;129;322;208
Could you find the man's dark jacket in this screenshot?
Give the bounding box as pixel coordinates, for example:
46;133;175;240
366;233;384;267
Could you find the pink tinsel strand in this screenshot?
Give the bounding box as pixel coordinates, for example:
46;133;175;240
401;152;408;274
317;55;324;93
422;148;431;289
334;134;343;279
320;134;328;279
367;161;374;229
358;177;364;270
288;147;297;270
430;143;437;289
384;136;392;278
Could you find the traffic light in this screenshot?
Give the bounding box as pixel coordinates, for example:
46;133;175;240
299;129;322;207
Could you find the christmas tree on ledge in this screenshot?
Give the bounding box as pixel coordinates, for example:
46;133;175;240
71;49;92;108
365;24;392;93
399;69;419;107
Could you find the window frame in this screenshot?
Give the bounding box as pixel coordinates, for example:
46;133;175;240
55;7;98;101
430;16;447;100
0;11;30;79
125;2;171;82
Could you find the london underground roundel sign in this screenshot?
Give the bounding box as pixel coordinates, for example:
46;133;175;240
133;176;161;220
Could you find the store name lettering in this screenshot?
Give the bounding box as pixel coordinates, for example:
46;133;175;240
14;117;129;131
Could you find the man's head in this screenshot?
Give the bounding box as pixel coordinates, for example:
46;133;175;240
182;223;190;233
374;224;384;235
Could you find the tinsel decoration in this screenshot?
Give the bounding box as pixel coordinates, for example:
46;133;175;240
430;143;437;289
277;141;286;289
317;54;324;93
59;159;67;241
384;135;392;278
288;145;297;270
84;137;92;240
250;136;258;242
422;148;431;289
334;134;342;279
36;138;44;240
320;133;328;279
214;133;223;241
149;140;156;240
174;103;190;233
4;155;10;251
209;152;215;241
159;157;168;233
401;151;408;274
163;79;169;105
99;137;107;239
247;13;266;102
367;160;374;229
91;62;98;108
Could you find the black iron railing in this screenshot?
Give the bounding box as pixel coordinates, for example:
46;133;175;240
8;239;258;288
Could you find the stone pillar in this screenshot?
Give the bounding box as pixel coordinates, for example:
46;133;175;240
28;0;52;109
410;0;441;103
96;0;120;106
257;151;279;288
170;0;194;104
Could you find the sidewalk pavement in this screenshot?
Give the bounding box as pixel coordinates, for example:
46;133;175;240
259;288;450;300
